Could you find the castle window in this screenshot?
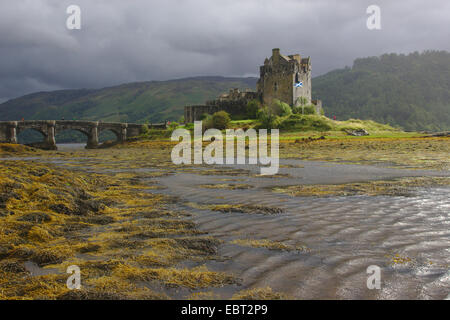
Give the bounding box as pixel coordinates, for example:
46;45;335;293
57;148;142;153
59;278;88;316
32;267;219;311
274;82;278;92
295;73;299;83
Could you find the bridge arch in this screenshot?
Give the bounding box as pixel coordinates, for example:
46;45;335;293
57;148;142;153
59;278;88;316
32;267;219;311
54;128;90;147
15;121;56;150
98;128;121;144
16;127;47;145
55;125;90;137
98;123;127;144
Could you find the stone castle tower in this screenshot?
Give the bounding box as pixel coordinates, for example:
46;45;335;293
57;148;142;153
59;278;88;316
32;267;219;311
184;48;321;123
257;48;312;106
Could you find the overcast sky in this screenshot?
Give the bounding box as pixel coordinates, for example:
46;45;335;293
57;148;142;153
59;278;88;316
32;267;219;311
1;0;449;102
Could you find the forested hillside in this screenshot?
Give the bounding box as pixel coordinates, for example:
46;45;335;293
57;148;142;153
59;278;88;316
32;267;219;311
313;51;450;131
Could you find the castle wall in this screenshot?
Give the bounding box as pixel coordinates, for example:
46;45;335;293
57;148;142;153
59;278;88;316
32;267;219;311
184;99;253;123
259;69;294;106
184;90;260;123
293;70;312;106
311;99;323;115
184;105;222;123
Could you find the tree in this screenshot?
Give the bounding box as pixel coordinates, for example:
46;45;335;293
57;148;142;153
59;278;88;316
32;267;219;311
140;124;149;135
211;111;231;130
270;99;292;116
257;106;280;129
246;99;260;119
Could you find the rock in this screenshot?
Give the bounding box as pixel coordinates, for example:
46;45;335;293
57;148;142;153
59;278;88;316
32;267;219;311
346;129;369;136
430;131;450;137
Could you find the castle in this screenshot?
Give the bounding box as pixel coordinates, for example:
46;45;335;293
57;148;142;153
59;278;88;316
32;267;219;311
184;48;322;123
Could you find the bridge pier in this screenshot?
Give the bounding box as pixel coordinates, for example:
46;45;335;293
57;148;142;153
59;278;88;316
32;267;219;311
5;121;18;143
120;124;127;142
86;122;99;149
43;121;57;150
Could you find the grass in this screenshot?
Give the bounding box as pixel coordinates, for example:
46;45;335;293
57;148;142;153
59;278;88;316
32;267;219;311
139;114;413;142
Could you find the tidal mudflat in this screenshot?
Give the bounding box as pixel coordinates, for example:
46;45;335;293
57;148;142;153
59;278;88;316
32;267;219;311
0;137;449;299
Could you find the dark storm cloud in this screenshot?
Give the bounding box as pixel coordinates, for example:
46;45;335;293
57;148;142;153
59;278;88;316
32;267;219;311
1;0;449;101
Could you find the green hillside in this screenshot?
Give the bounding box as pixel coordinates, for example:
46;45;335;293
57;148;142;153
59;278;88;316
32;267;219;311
312;51;450;131
0;77;257;123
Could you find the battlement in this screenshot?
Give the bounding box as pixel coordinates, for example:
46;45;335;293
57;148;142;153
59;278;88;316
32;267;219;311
184;48;319;123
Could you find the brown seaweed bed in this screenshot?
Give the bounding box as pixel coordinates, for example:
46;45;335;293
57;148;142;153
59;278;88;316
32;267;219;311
0;155;238;299
0;137;449;299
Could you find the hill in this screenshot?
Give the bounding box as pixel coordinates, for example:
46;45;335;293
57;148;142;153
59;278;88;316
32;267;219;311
0;77;257;123
312;51;450;131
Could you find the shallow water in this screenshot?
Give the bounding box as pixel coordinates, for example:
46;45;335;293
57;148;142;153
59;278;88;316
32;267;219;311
8;153;449;299
151;161;450;299
56;143;86;151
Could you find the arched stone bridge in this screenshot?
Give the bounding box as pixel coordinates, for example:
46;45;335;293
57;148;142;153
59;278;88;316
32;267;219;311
0;120;166;150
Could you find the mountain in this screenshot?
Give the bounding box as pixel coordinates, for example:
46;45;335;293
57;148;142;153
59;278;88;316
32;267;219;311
312;50;450;131
1;51;449;132
0;76;257;123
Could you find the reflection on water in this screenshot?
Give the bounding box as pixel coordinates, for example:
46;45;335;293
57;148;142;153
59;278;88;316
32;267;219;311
153;161;450;299
56;143;86;151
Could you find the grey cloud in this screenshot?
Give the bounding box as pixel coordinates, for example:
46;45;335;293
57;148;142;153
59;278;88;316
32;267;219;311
0;0;449;101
